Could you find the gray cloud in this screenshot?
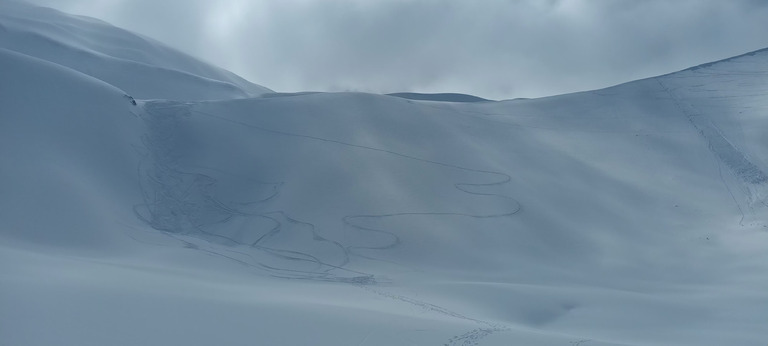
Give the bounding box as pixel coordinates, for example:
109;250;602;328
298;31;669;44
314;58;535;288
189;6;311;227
24;0;768;99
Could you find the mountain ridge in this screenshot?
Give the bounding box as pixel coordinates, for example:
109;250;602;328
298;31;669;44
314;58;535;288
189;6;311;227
0;0;272;100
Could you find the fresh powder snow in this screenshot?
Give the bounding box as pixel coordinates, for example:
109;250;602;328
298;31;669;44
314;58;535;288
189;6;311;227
1;2;767;346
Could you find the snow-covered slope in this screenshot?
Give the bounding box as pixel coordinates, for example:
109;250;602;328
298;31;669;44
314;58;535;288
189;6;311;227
0;0;272;100
1;2;767;346
0;47;143;252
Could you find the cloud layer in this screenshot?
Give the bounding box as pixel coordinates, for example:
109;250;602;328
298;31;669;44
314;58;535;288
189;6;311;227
25;0;768;99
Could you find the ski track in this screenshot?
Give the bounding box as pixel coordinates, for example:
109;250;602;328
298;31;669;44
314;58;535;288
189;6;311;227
130;99;525;344
444;328;498;346
134;101;370;282
130;82;767;344
655;77;768;223
135;100;521;280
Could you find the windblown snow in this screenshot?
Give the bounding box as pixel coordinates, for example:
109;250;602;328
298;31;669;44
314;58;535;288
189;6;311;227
1;2;767;345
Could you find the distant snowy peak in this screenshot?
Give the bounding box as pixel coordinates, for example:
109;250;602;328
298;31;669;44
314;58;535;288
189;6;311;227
0;0;272;100
387;92;492;103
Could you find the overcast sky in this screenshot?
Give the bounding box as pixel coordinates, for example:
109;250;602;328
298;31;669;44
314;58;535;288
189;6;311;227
25;0;768;99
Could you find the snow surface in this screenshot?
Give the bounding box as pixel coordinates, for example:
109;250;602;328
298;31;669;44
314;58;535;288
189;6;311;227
0;1;272;100
1;2;767;345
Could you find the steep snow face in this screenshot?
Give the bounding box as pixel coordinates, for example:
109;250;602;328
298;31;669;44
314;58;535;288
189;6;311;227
0;48;143;252
0;1;272;100
656;49;768;220
134;73;768;283
127;57;767;345
1;2;767;346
